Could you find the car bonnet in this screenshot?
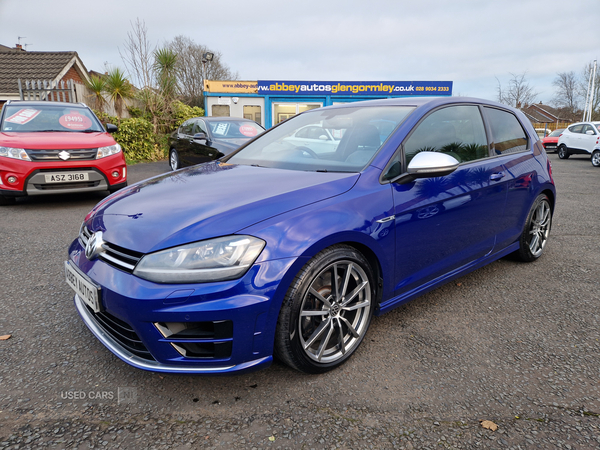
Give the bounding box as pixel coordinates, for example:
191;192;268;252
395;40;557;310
0;131;116;149
86;162;359;254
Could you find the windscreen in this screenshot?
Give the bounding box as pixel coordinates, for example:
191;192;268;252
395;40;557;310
1;105;105;132
209;121;264;139
226;106;414;172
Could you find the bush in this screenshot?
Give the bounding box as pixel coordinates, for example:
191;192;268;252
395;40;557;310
113;118;163;162
172;101;204;128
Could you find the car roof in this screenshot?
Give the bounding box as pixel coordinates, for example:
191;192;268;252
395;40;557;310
199;116;257;122
5;100;88;108
322;96;513;111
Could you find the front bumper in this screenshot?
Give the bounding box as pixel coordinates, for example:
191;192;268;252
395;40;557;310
74;294;272;374
68;238;296;374
0;154;126;196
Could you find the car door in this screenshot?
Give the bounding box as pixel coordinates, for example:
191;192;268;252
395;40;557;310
187;119;221;164
564;124;583;151
176;120;195;167
481;106;539;250
387;104;508;295
580;124;597;153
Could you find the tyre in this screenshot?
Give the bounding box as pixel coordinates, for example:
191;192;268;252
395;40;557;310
592;150;600;167
515;194;552;262
557;145;570;159
169;148;180;171
274;245;375;373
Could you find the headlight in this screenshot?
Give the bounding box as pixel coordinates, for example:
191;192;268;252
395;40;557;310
133;235;265;283
0;146;30;161
96;143;121;159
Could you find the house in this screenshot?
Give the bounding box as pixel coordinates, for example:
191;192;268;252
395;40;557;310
521;102;574;125
0;44;91;107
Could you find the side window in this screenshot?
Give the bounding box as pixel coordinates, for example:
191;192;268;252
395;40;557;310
308;127;330;140
404;105;488;164
568;124;583;133
180;121;194;136
483;107;528;155
194;120;207;134
295;127;310;138
582;124;596;135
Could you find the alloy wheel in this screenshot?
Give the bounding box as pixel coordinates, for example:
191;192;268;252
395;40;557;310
298;260;371;363
527;198;551;257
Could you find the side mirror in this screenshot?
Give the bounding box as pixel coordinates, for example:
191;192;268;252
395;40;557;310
106;123;118;133
391;151;460;184
193;131;208;141
586;130;595;135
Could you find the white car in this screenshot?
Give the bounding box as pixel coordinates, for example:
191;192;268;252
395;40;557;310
282;125;341;154
556;122;600;159
591;145;600;167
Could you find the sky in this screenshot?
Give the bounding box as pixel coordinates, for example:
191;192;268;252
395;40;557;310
1;0;598;105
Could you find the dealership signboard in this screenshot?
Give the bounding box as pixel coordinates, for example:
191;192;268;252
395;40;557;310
257;80;452;96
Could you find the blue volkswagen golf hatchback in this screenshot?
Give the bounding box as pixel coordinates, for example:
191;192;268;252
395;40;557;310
66;97;555;374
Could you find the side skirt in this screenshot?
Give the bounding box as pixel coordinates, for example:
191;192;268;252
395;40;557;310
375;242;520;316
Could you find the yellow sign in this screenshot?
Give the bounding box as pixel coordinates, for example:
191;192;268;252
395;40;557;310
204;80;258;94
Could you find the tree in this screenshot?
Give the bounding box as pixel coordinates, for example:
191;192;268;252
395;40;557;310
119;18;154;90
104;68;134;119
496;72;538;108
552;71;578;112
167;35;239;107
84;75;106;113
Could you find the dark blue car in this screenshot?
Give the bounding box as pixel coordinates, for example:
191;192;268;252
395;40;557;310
66;97;555;374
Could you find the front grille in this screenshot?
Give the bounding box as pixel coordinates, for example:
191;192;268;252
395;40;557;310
85;305;155;361
80;226;143;273
26;148;98;161
33;180;101;190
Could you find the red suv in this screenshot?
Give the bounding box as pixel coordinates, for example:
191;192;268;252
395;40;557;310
0;101;127;205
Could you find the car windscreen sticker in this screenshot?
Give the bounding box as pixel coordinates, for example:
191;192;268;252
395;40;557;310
5;109;41;125
59;111;93;130
239;125;258;137
213;123;230;136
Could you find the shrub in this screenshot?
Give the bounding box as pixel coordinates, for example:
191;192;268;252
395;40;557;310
113;118;162;162
172;101;204;128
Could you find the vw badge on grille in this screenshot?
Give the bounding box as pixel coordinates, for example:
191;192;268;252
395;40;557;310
85;231;104;260
58;150;71;160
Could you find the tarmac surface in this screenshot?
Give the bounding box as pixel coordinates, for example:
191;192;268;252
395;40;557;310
1;153;599;449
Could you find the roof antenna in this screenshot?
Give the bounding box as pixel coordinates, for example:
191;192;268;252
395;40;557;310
16;36;30;50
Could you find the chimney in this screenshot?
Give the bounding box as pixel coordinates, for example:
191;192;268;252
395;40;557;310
15;44;23;50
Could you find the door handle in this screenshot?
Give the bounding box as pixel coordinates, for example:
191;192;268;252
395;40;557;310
490;172;505;181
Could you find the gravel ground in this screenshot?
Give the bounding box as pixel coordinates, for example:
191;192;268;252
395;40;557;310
1;154;599;449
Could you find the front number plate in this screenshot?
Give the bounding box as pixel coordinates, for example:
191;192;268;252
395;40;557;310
65;260;101;313
45;172;89;183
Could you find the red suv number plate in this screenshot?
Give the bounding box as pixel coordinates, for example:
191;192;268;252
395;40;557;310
44;172;89;183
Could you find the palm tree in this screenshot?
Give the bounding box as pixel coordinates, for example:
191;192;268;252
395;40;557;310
84;75;106;113
153;48;178;102
104;68;134;119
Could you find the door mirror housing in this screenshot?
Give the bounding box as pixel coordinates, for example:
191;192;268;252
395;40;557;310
391;151;460;184
193;131;208;141
105;123;118;133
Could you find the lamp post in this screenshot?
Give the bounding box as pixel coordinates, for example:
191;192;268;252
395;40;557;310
202;52;214;85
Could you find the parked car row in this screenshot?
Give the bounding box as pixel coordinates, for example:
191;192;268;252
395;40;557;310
1;97;559;375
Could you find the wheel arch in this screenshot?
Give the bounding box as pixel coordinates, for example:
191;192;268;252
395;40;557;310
292;233;387;308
